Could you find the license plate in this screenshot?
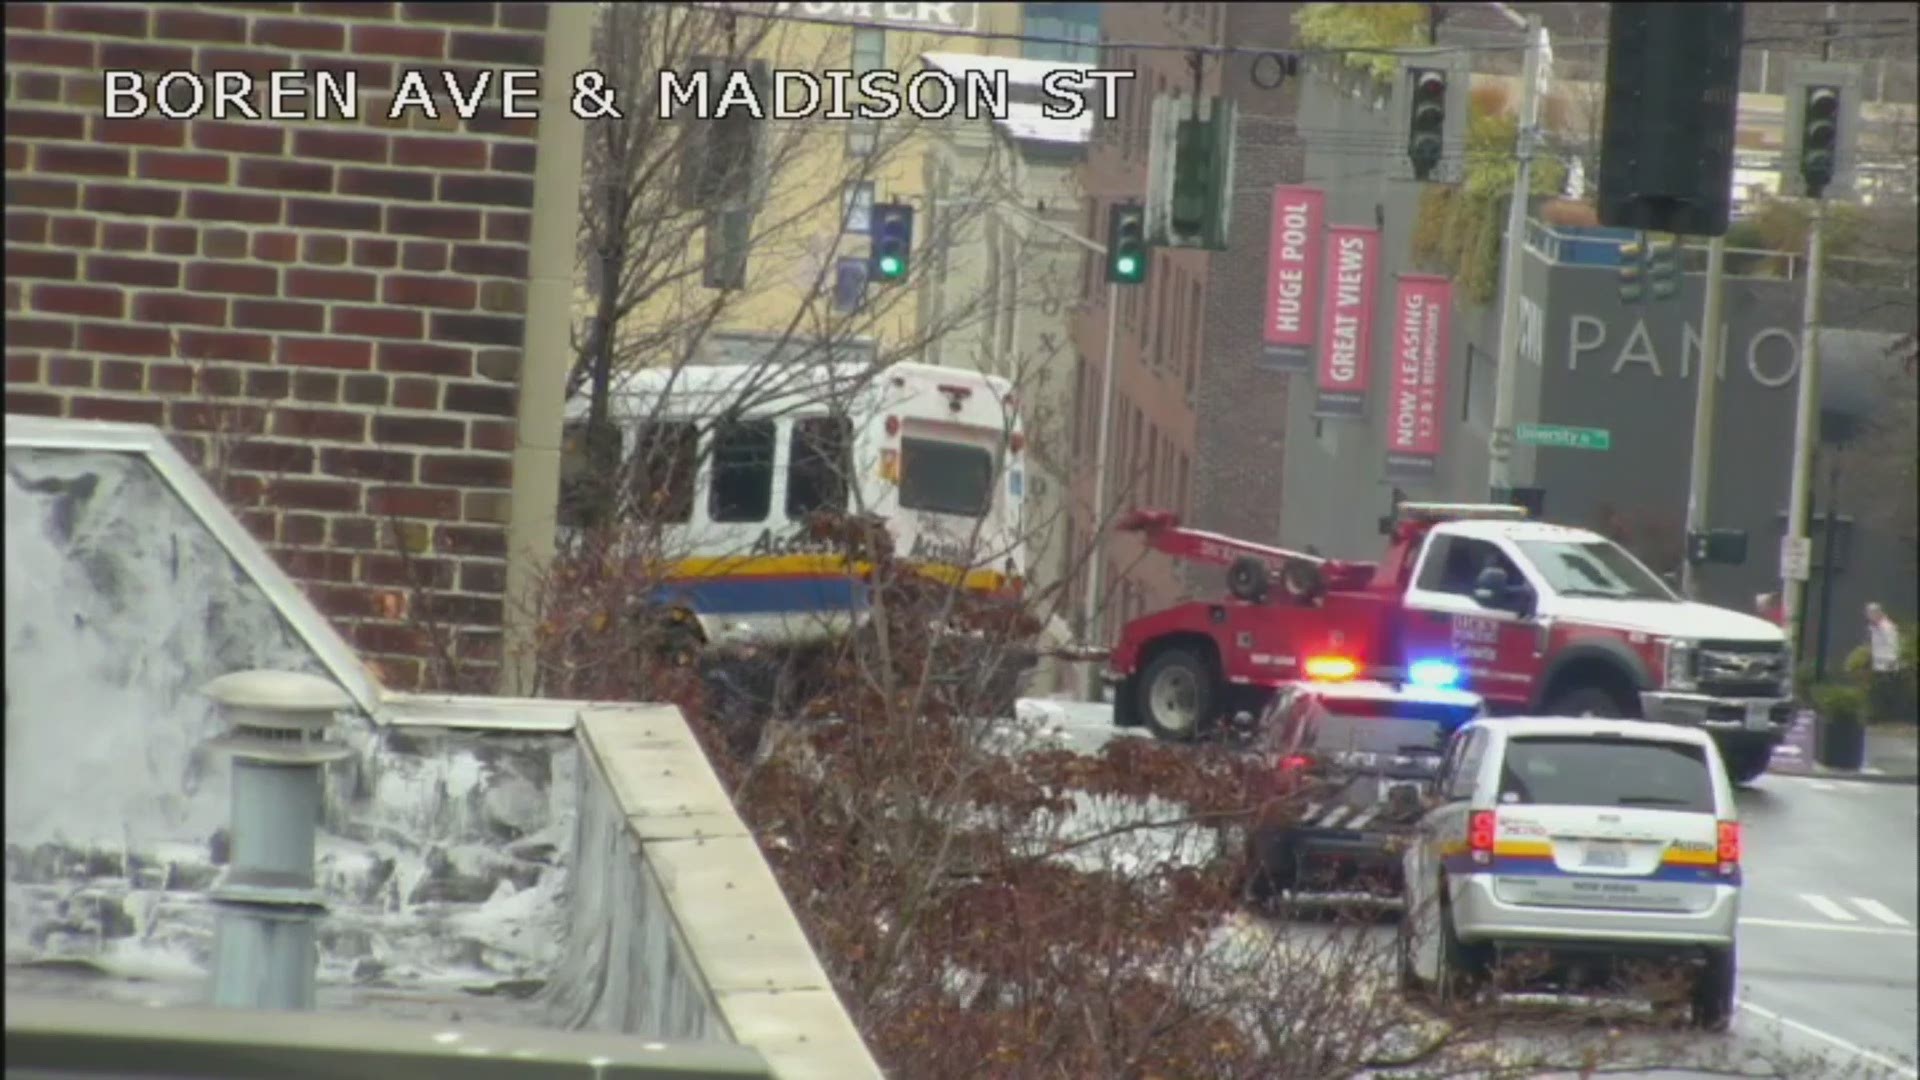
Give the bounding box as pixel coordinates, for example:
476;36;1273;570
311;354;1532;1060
1583;842;1628;869
1745;704;1772;731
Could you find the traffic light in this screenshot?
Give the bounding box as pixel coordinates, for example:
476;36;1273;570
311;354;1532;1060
1170;119;1218;239
1617;237;1647;304
1648;240;1680;300
1106;202;1147;285
1596;3;1744;237
1407;68;1447;181
1800;84;1841;199
869;202;913;284
1616;235;1681;304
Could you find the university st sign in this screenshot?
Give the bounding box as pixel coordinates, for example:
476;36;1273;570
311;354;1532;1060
1561;314;1803;389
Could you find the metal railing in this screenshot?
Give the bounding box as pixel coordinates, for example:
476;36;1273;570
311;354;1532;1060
4;995;775;1079
1523;219;1918;289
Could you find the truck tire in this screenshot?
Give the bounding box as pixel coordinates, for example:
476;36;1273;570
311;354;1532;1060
1227;556;1270;603
1546;685;1634;718
1721;741;1773;787
1137;646;1217;742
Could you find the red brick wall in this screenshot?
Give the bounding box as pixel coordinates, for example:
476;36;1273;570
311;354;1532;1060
4;2;550;690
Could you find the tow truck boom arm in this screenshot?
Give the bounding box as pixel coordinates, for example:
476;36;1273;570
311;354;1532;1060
1115;509;1326;574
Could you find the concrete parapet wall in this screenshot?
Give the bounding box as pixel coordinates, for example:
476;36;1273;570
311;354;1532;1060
564;709;884;1080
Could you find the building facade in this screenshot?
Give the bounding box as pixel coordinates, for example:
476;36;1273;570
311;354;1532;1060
1066;3;1223;641
1274;60;1915;632
4;1;564;691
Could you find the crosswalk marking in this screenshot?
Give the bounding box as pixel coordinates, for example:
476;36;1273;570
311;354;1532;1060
1800;893;1860;922
1850;897;1912;927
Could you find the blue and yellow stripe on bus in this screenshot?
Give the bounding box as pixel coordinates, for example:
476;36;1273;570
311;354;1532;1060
647;554;1010;616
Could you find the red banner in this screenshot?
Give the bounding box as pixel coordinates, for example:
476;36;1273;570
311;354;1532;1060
1385;274;1452;480
1313;225;1380;417
1259;186;1325;373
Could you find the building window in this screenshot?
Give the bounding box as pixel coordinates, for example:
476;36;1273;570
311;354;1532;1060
848;27;885;157
1073;354;1088;457
1185;278;1201;397
844;181;874;234
1023;3;1100;64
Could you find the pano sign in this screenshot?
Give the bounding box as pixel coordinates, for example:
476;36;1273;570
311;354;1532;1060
698;2;980;31
1313;225;1380;418
1384;273;1452;481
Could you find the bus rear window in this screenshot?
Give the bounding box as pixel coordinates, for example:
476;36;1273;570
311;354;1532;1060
1498;737;1715;812
899;437;993;517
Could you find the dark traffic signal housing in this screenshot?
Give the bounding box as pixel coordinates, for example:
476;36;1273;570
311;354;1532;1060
1800;84;1842;199
1106;202;1148;285
869;202;913;284
1406;68;1447;181
1617;235;1681;304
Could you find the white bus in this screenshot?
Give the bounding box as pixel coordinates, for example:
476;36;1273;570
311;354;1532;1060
558;361;1030;648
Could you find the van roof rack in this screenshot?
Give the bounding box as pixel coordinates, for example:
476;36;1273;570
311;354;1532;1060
1396;502;1531;525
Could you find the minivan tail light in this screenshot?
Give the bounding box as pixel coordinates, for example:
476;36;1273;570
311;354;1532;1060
1468;810;1497;865
1716;820;1740;875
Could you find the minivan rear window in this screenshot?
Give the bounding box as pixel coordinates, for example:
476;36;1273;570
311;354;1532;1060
1498;737;1714;812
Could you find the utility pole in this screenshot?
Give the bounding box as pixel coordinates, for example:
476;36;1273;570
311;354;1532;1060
1680;235;1728;599
1783;5;1842;690
1487;14;1547;501
1782;197;1825;690
1083;282;1121;700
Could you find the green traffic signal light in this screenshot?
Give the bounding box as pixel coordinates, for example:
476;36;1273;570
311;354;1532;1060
869;202;913;284
1106;202;1147;285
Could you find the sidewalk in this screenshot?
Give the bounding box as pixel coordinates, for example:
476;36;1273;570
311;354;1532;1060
1862;724;1920;781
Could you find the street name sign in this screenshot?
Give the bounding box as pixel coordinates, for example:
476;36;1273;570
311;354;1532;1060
1516;423;1611;451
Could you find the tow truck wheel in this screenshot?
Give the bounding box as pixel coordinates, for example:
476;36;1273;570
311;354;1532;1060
1721;742;1772;787
1545;685;1632;719
1138;647;1216;742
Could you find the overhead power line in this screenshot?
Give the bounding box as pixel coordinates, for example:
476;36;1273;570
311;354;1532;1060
669;3;1916;65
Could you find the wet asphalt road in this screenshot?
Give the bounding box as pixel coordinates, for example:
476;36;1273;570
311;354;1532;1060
1018;697;1920;1078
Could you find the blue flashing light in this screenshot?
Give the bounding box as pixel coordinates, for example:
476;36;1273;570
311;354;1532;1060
1408;659;1462;689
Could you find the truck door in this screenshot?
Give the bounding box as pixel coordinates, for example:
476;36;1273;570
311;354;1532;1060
1401;534;1541;709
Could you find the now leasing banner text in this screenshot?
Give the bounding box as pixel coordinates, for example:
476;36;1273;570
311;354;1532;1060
1384;274;1452;481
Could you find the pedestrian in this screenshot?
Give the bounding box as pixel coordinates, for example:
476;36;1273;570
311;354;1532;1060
1864;603;1906;723
1754;592;1784;626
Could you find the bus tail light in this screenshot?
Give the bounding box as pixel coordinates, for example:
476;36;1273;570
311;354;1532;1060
879;449;899;482
1716;821;1740;876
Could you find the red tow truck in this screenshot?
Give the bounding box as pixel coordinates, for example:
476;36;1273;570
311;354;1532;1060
1104;502;1794;784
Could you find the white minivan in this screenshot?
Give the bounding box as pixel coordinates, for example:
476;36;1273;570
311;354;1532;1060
1399;717;1741;1030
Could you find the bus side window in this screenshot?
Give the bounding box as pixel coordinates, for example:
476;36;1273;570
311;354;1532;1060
630;422;698;523
787;416;852;518
709;419;776;523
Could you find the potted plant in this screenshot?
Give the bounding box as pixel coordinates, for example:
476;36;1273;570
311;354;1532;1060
1811;683;1869;771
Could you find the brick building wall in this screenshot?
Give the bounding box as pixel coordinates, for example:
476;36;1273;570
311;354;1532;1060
4;1;549;690
1068;3;1220;632
1183;3;1306;592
